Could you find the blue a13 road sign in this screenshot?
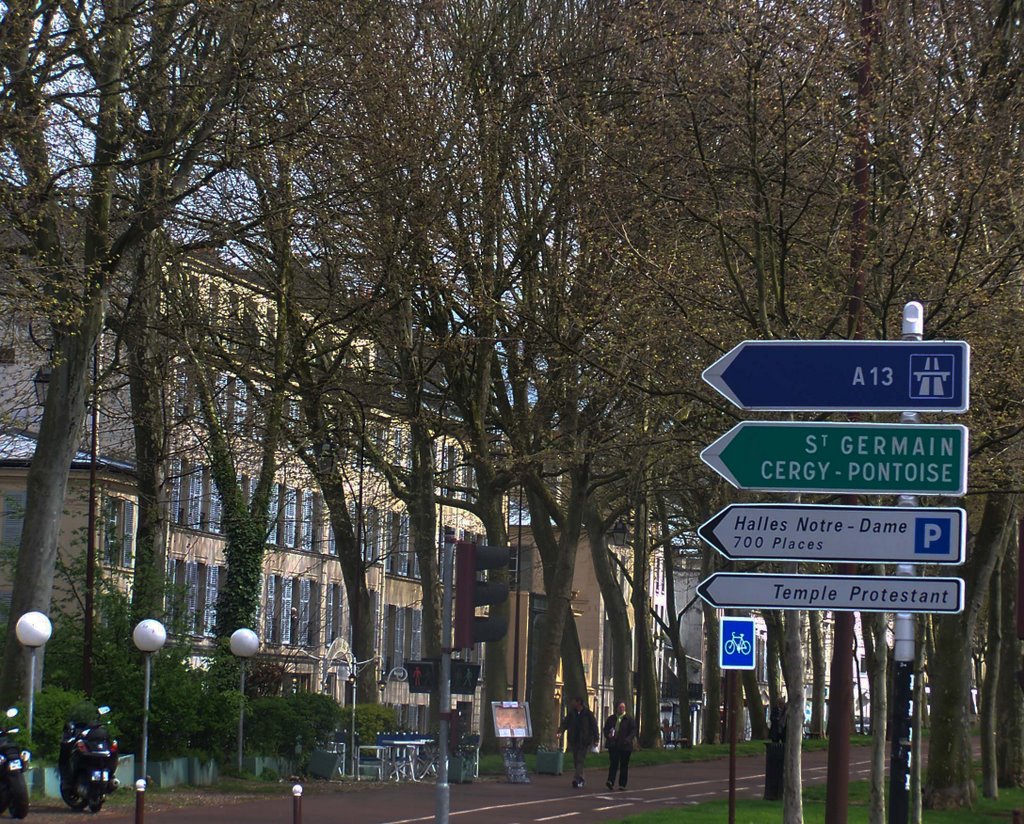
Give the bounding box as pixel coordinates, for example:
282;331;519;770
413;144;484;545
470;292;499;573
702;340;970;412
720;617;756;670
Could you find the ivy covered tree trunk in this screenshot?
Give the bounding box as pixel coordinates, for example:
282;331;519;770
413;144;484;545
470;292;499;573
980;558;1001;798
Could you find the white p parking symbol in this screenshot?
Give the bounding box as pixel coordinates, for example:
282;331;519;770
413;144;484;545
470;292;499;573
915;518;950;556
922;524;943;548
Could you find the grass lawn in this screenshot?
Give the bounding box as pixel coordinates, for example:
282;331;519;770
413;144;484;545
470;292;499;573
476;736;856;776
609;780;1024;823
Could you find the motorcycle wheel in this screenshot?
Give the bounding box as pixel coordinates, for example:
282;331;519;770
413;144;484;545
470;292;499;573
60;782;88;811
87;792;105;814
7;772;28;819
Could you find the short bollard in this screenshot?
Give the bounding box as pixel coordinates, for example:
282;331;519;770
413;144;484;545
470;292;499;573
292;784;303;824
135;778;146;824
1012;809;1022;824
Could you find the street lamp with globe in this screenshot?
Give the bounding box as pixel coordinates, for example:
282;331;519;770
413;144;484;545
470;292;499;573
229;628;259;772
15;611;52;738
132;619;166;782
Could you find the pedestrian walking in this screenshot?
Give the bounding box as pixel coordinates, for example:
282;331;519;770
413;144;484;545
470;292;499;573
557;696;599;788
603;700;636;792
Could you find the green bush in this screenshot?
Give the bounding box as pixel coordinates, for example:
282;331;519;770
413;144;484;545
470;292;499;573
247;692;346;764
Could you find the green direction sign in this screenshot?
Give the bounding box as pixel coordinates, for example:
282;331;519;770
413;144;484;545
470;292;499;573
700;421;968;496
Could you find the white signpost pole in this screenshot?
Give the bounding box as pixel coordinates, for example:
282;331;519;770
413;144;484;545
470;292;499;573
889;302;923;823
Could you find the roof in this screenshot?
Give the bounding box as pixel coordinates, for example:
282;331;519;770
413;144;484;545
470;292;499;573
0;429;136;474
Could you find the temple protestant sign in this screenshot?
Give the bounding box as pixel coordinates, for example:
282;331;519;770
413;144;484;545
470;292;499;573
699;421;968;496
696;573;964;614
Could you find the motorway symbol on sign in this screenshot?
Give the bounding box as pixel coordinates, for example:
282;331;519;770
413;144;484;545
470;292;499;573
702;340;970;412
700;421;968;496
698;504;966;565
697;572;964;614
720;617;756;670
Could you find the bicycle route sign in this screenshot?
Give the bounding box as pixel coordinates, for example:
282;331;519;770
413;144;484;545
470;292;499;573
697;572;964;614
719;617;756;670
700;421;968;496
702;339;970;412
698;503;966;565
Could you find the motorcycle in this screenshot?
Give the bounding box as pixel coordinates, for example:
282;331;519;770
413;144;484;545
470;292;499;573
59;705;119;813
0;707;30;820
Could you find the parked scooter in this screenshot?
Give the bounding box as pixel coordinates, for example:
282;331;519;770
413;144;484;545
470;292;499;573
59;705;119;813
0;707;30;819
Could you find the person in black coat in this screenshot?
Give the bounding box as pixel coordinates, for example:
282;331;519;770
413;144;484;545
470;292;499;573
602;700;636;791
557;696;599;788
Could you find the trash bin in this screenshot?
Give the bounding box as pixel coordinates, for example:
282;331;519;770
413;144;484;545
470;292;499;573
764;741;785;800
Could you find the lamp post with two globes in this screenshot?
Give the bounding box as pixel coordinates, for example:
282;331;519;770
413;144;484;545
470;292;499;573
132;619;166;782
15;611;52;739
229;628;259;773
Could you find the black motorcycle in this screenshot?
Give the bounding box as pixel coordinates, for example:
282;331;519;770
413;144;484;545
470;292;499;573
0;707;30;820
59;705;119;813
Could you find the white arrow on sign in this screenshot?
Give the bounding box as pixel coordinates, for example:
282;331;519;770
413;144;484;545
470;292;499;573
696;572;964;614
698;504;965;565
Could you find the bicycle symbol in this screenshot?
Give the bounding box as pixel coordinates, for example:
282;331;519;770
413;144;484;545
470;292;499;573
724;632;752;657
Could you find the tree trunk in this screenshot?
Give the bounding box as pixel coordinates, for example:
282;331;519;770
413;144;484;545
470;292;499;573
124;246;171;623
584;501;634;719
632;490;660;748
925;493;1017;809
781;607;805;824
980;556;1000;798
0;320;100;704
742;668;767;739
524;467;588;750
702;550;721;744
809;610;826;737
996;514;1024;787
865;610;887;823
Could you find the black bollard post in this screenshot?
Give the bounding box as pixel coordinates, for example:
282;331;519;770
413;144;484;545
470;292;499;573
135;778;146;824
292;783;303;824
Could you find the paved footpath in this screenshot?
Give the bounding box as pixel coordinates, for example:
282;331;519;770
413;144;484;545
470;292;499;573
23;746;878;824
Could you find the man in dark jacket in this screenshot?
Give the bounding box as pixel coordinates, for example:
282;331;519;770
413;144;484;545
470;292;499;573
557;696;599;788
603;700;636;791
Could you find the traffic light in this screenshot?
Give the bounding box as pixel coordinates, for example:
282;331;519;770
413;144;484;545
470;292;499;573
406;660;438;693
454;540;510;648
450;660;481;694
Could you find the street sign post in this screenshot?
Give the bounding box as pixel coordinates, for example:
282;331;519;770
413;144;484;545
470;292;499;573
698;503;966;564
696;572;964;614
719;617;756;670
702;340;970;412
700;421;968;495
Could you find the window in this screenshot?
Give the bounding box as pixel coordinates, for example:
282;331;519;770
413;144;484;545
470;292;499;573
208;479;222;534
2;491;26;551
102;496;136;568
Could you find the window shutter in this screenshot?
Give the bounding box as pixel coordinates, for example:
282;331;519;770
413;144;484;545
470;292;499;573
412;609;422;659
298;578;310;645
186;561;199;634
169;458;183;523
122;500;136;567
325;584;335;642
281;578;293;644
265;575;277;641
284;487;297;548
204;566;219;636
301;492;313;551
